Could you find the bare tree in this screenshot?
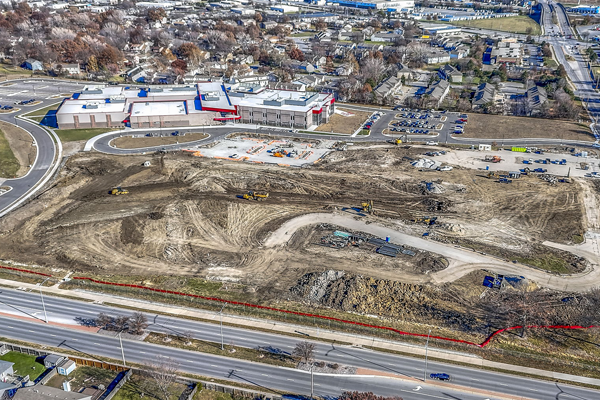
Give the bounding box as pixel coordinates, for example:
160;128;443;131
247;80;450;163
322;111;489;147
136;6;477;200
96;313;112;330
292;341;316;364
128;312;149;335
146;358;180;400
114;315;130;332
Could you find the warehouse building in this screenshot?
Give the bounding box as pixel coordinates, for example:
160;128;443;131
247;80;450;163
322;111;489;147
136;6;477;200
55;82;334;129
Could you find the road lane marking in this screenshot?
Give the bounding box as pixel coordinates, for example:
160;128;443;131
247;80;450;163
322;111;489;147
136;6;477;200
287;379;294;381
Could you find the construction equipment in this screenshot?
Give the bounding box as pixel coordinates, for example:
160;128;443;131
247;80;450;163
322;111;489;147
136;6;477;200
581;162;590;170
388;138;402;145
361;200;374;214
109;187;129;195
487;171;505;179
243;191;269;201
484;155;502;163
413;216;437;225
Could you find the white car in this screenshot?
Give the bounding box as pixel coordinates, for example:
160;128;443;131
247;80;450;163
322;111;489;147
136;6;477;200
426;141;439;146
230;153;239;158
438;166;453;171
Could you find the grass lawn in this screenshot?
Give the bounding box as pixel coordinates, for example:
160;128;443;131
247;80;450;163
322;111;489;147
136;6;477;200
451;16;541;35
22;103;60;118
0;129;20;178
545;58;558;68
515;254;572;274
55;128;116;142
0;352;45;380
290;32;314;37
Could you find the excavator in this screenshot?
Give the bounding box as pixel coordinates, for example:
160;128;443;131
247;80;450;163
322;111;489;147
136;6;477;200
109;187;129;196
361;200;374;214
243;191;269;201
484;155;502;163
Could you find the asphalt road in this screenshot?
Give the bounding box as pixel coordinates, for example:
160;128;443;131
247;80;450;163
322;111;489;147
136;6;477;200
0;287;597;400
0;78;84;217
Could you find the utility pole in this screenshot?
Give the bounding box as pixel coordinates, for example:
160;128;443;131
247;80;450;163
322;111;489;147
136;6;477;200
423;329;432;382
220;303;228;350
310;365;314;399
39;288;48;323
118;331;126;367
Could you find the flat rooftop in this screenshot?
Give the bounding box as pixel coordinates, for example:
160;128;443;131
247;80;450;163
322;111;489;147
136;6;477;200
230;89;331;112
57;99;126;114
130;101;187;117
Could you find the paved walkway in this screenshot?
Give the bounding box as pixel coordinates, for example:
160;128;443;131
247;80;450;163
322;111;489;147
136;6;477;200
1;278;599;387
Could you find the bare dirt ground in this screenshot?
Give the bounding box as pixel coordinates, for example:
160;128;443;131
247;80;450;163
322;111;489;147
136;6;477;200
111;133;209;149
1;121;36;177
2;140;600;360
316;108;371;134
459;113;595;141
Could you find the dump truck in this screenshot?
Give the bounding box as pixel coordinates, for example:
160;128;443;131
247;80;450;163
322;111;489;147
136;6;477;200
243;191;269;201
484;155;502;163
109;187;129;195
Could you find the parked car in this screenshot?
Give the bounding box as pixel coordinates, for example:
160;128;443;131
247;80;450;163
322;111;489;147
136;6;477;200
430;373;450;381
230;154;239;158
426;141;439;146
438;166;453;171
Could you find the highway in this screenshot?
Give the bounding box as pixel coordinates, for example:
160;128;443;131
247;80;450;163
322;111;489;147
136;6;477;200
0;287;597;400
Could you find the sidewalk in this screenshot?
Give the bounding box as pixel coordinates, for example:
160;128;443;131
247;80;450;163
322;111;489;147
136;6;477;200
1;277;599;387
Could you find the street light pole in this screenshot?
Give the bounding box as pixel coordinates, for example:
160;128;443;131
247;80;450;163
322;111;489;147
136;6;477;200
118;331;126;367
39;288;48;323
220;303;228;350
310;365;314;400
423;329;432;382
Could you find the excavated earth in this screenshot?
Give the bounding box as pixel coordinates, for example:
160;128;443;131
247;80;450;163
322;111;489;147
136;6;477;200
0;144;596;341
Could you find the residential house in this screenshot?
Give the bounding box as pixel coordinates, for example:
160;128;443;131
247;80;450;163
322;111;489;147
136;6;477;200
13;386;92;400
335;63;354;76
438;64;462;83
450;47;469;59
230;75;271;86
373;76;402;102
125;66;147;83
370;32;404;43
289;60;315;73
22;58;43;71
423;50;450;64
472;82;497;110
424;79;450;108
267;82;306;91
260;21;277;30
61;64;81;76
337;31;365;42
294;75;325;89
0;361;13;380
396;63;413;80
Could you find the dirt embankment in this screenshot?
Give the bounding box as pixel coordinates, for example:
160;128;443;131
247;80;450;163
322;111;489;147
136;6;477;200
1;121;36;177
112;133;209;149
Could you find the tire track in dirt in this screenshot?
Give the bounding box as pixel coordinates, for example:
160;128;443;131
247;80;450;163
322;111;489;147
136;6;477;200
265;212;600;292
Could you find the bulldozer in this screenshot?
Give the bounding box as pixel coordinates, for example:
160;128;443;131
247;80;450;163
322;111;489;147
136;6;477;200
361;200;374;214
243;191;269;201
109;187;129;196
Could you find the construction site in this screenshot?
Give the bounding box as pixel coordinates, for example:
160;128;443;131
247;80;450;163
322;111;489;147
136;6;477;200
1;138;599;370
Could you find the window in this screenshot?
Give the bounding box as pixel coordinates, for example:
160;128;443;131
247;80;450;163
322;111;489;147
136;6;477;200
291;115;295;121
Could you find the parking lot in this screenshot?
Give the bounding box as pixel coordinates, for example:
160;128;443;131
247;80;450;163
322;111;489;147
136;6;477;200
384;108;463;137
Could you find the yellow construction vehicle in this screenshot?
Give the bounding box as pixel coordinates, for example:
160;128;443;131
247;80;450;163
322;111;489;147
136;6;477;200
388;138;402;145
243;191;269;201
413;216;437;225
361;200;374;214
110;187;129;195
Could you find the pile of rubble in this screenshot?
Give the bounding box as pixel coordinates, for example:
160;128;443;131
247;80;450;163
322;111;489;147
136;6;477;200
412;158;441;170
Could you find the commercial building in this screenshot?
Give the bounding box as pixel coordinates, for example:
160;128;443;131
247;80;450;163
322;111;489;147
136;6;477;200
55;82;334;130
569;5;600;14
329;0;414;11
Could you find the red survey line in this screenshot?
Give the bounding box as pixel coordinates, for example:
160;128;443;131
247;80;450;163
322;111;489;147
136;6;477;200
71;276;599;348
0;265;52;277
3;266;597;348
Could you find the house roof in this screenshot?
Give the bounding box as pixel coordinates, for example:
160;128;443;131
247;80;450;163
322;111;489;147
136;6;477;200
473;82;496;105
13;386;92;400
0;360;13;374
44;354;64;365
